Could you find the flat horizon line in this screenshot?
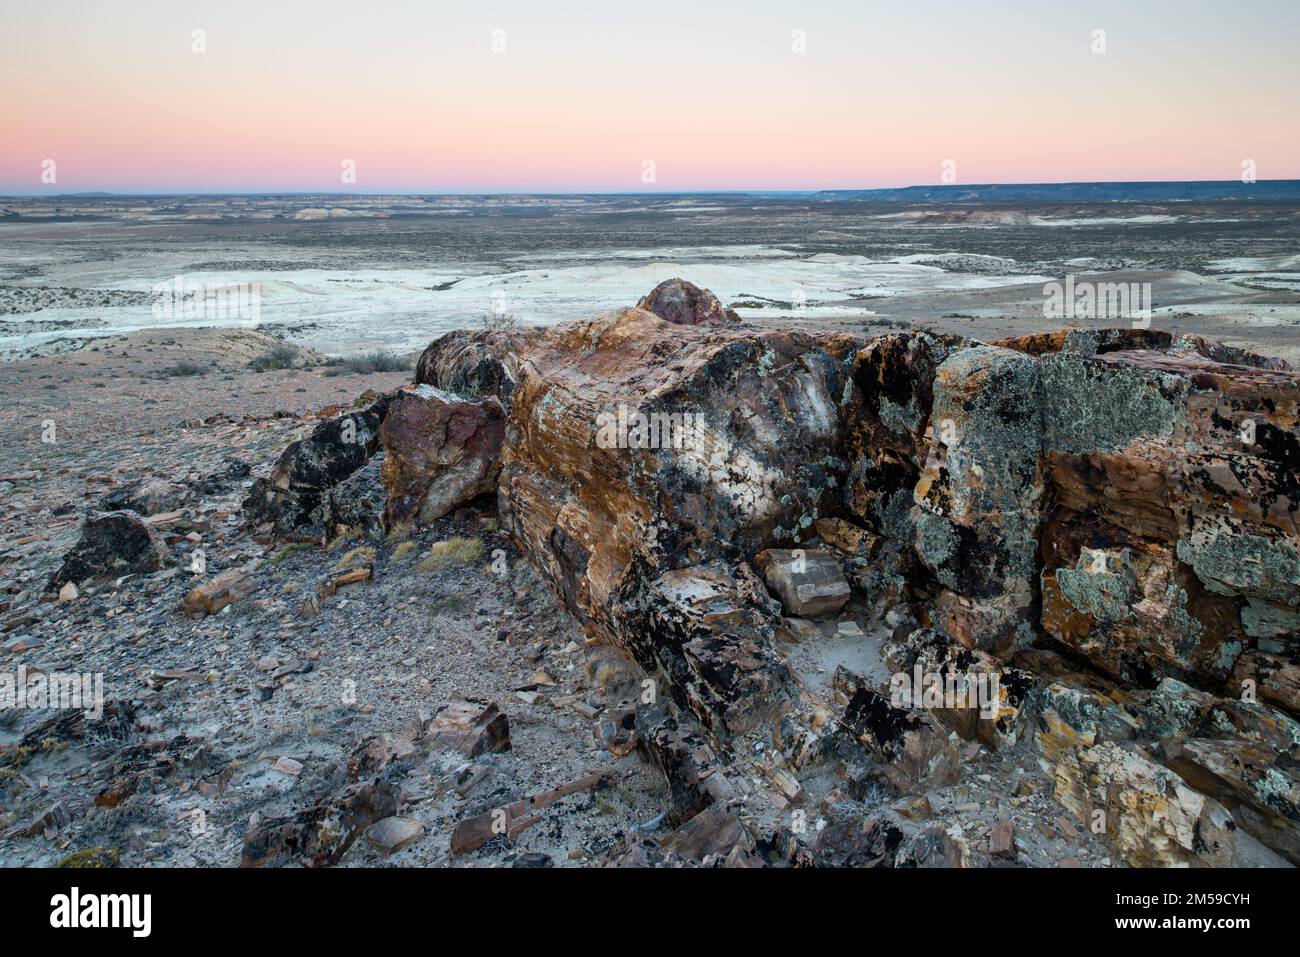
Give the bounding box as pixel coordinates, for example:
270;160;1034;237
3;177;1299;199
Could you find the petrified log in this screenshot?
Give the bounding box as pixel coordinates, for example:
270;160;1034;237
181;566;257;616
833;666;961;791
395;285;1300;865
425;701;511;757
1036;350;1300;687
323;452;387;540
240;778;399;867
419;305;864;737
414;301;1300;725
1053;742;1236;867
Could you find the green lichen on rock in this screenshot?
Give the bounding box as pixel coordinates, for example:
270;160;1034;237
1215;639;1244;672
1061;329;1102;356
1056;550;1135;623
1040;352;1185;454
1138;679;1206;738
914;511;959;586
1242;598;1300;640
1164;582;1205;648
1177;528;1300;604
878;395;921;436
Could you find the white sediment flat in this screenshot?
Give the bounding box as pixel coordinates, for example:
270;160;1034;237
0;246;1056;356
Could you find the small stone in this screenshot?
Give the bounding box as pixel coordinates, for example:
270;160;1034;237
989;821;1016;859
781;617;822;642
57;582;79;604
366;816;424;854
271;757;303;776
2;636;38;654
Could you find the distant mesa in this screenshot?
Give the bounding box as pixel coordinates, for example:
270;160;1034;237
637;278;741;326
814;179;1300;203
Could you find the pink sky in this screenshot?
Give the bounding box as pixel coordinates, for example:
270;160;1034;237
3;1;1298;193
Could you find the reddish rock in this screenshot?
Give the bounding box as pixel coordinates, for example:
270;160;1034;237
425;701;511;757
181;566;257;616
636;277;740;325
1037;349;1300;686
380;385;505;527
1234;650;1300;717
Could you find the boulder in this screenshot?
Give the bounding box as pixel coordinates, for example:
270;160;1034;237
754;548;850;618
414;327;528;408
380;385;505;527
244;395;391;533
49;510;170;590
636;278;741;326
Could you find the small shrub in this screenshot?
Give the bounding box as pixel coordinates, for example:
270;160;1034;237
324;350;410;375
164;360;208;377
265;542;313;565
250;342;299;372
480;311;518;331
416;537;485;573
391;540;417;562
335;545;376;571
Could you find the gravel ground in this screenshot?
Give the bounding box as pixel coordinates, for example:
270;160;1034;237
0;331;668;867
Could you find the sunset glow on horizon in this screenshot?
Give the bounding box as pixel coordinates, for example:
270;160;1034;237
3;0;1298;194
